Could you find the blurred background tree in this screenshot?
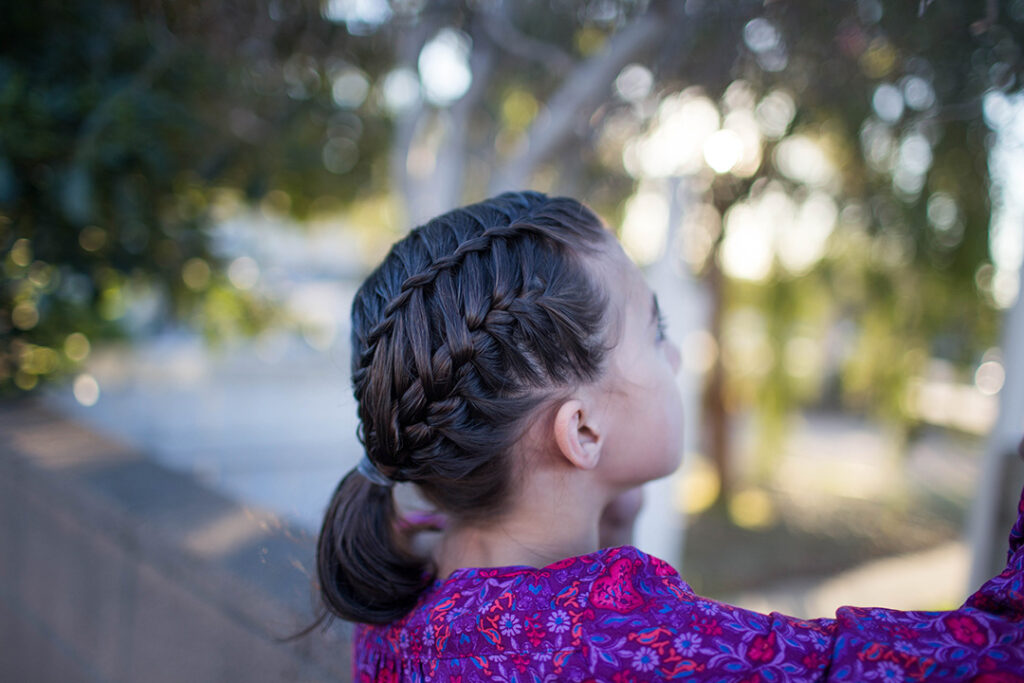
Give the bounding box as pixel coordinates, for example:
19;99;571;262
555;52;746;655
4;1;1023;572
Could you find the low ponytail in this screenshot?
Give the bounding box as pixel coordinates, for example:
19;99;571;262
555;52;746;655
315;469;430;624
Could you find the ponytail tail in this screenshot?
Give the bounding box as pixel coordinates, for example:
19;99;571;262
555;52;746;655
315;470;431;625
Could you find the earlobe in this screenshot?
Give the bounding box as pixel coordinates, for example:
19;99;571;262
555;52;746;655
553;399;602;470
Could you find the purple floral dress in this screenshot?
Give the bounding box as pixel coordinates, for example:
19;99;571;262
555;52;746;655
354;488;1024;682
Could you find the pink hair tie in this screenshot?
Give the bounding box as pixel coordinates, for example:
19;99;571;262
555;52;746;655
397;511;447;533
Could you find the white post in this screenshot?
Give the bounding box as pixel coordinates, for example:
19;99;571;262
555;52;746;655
968;93;1024;587
968;247;1024;588
635;176;710;570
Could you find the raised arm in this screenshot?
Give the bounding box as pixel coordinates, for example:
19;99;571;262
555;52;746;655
826;485;1024;682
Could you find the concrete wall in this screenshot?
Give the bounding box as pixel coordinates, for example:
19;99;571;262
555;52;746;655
0;400;352;682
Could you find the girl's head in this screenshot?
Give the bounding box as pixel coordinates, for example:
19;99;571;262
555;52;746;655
316;190;682;625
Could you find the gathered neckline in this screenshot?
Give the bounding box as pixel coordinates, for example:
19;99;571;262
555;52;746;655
431;544;645;587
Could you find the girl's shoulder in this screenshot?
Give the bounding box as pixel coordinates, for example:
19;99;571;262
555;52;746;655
354;545;835;680
358;543;791;654
438;544;683;588
358;544;693;644
421;544;693;614
355;545;694;666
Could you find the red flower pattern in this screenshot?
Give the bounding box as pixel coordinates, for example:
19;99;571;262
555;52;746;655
945;614;988;646
747;631;777;663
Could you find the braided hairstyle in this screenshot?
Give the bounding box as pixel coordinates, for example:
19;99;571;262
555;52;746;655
316;191;615;625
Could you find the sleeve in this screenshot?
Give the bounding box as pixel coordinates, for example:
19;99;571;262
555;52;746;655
577;551;838;681
826;485;1024;682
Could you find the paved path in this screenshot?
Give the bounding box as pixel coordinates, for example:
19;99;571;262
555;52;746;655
43;308;363;533
725;541;970;619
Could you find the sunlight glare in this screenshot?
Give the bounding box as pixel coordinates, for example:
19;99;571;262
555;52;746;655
620;188;669;266
721;202;774;281
382;68;421;113
636;91;719;177
778;192;837;275
615;64;653;102
774;135;835;187
227;256;260;290
975;360;1006;396
703;129;743;174
73;374;100;406
331;67;370;108
755;89;796;140
322;0;392;33
872;83;904;123
419;29;473;106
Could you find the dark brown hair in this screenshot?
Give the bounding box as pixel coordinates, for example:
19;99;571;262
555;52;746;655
315;191;614;625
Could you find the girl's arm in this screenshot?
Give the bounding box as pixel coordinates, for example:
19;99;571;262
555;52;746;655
825;484;1024;682
582;484;1024;682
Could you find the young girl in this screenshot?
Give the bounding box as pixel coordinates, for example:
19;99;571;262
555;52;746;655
315;191;1024;681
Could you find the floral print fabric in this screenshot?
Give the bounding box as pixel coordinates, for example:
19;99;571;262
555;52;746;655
354;487;1024;681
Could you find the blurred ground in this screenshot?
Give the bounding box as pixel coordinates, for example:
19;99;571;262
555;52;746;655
42;321;360;533
683;418;981;617
685;490;965;595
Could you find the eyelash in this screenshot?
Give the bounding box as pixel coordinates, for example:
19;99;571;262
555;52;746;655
655;310;668;342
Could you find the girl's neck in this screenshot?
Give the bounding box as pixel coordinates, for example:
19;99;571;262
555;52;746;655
433;517;599;580
432;473;610;580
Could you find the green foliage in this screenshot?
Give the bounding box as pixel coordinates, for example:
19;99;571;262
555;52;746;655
3;0;1021;430
709;1;1019;457
0;0;374;392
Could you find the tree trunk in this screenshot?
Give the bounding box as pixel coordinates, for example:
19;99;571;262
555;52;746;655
703;239;730;504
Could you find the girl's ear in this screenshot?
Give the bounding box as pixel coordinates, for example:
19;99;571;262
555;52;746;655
553;399;602;470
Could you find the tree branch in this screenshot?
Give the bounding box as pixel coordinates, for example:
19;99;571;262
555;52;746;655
388;15;442;224
479;1;574;76
969;0;999;35
487;2;672;194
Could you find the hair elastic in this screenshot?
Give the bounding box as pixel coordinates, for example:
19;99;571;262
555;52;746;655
356;456;395;488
